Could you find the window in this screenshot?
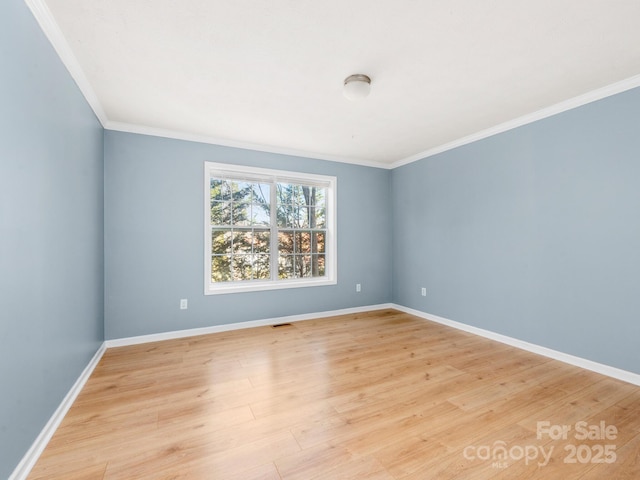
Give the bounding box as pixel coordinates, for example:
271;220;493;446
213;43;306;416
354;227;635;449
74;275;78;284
204;162;337;294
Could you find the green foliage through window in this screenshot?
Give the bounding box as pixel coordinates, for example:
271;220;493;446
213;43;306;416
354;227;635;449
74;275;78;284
209;176;328;283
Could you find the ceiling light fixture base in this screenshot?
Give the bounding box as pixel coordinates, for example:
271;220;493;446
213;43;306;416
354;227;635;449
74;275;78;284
343;74;371;101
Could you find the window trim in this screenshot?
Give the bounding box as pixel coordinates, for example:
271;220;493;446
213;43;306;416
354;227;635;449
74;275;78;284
204;161;337;295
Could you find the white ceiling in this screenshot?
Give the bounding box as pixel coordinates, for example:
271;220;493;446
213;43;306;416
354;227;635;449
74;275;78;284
32;0;640;167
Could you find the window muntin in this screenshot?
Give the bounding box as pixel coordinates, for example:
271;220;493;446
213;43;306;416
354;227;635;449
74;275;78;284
205;163;336;294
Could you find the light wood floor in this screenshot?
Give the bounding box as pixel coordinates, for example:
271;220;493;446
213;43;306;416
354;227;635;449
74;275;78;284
29;309;640;479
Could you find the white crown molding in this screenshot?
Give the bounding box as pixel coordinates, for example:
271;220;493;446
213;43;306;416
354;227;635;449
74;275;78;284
9;343;107;480
24;0;640;171
105;121;392;170
24;0;386;169
24;0;108;126
392;304;640;387
391;73;640;169
105;72;640;171
105;303;394;348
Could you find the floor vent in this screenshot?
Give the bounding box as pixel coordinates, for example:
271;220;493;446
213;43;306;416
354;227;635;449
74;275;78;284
272;323;293;328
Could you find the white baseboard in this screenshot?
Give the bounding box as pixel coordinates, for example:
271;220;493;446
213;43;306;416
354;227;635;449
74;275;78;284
105;303;394;348
14;302;637;480
10;303;391;478
9;343;107;480
392;304;640;387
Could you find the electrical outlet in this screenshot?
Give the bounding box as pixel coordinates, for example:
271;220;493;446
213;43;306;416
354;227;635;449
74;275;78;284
421;288;426;297
356;283;361;293
180;299;188;310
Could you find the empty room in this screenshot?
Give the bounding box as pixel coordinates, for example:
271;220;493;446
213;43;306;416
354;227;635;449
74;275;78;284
2;0;640;478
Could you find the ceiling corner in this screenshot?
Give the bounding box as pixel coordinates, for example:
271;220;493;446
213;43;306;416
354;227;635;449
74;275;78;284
24;0;108;126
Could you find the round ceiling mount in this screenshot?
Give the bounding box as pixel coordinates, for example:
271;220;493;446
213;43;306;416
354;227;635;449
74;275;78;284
343;74;371;101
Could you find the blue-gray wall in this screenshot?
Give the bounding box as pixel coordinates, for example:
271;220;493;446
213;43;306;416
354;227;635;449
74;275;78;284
3;0;640;473
104;131;392;339
0;1;104;477
392;87;640;374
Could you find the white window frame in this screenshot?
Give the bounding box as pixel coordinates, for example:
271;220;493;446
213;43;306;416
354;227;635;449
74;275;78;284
204;161;337;295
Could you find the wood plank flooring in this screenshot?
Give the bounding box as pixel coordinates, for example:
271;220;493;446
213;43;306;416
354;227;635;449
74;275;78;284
28;309;640;479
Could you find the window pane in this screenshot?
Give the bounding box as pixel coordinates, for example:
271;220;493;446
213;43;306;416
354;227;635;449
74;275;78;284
254;254;270;279
297;206;310;228
294;231;311;254
232;202;251;226
277;183;303;205
253;183;271;205
296;255;312;278
211;201;231;225
212;229;232;255
315;189;326;208
210;179;233;201
293;231;301;254
277;203;297;228
212;256;231;282
303;187;313;205
235;181;252;198
314;188;327;228
278;231;294;254
312;232;325;254
232;231;253;254
252;203;270;226
308;203;324;229
315;254;326;277
210;179;224;201
254;230;270;254
232;255;252;280
295;206;306;228
278;255;295;279
306;205;317;228
231;182;243;201
314;208;326;229
277;183;293;205
291;185;303;204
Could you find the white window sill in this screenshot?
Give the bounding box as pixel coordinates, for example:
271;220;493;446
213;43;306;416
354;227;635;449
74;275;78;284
205;277;337;295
